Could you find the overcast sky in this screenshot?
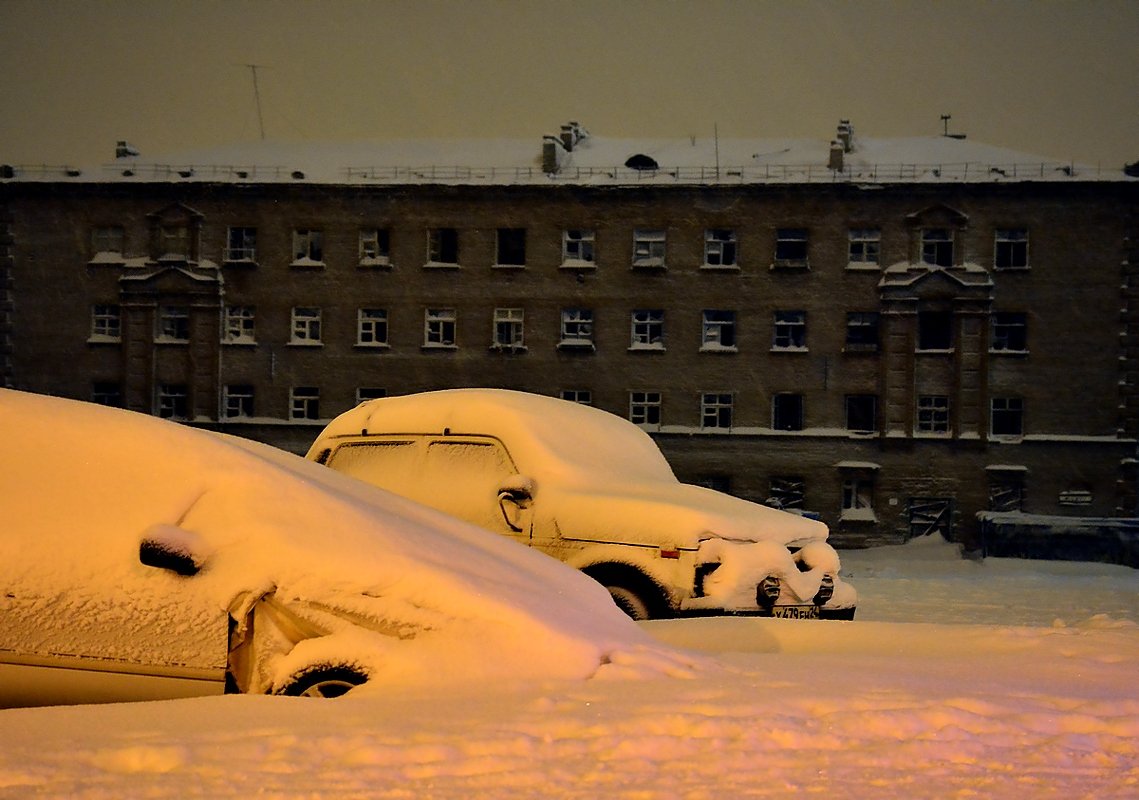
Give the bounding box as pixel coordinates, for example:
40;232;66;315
1;0;1136;168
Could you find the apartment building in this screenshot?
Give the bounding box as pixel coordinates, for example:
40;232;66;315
3;122;1137;551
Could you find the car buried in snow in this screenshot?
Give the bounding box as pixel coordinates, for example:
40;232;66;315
307;389;857;621
0;389;643;708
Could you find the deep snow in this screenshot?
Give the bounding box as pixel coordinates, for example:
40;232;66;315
1;536;1136;799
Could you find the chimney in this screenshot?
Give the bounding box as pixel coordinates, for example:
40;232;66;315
115;141;140;159
542;135;564;173
560;125;576;152
828;140;844;171
836;120;853;153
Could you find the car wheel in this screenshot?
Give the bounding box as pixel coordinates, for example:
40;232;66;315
279;666;368;698
606;585;651;621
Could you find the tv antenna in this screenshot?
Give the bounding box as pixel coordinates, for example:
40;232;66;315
244;64;267;140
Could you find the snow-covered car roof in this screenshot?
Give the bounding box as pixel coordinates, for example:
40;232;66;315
0;389;655;687
311;388;679;488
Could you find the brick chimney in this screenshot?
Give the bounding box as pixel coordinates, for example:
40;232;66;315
828;140;844;171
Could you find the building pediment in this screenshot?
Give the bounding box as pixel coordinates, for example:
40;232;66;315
146;202;204;225
879;261;993;301
905;203;969;228
119;265;221;300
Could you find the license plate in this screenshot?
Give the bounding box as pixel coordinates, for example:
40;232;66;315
772;605;820;620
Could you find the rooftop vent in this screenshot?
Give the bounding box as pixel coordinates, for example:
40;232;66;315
836;119;854;153
115;141;140;159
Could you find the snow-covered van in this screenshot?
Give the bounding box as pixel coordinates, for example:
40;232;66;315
307;389;857;620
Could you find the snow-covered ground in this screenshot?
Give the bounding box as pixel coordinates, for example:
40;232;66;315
1;536;1136;799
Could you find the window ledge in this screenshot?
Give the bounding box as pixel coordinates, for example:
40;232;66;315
153;338;189;346
771;346;809;354
560;261;596;270
628;344;667;353
915;348;954;355
700;264;740;272
770;260;810;270
557;341;596;352
631;262;667;270
354;343;391;350
699;345;739;354
87;336;121;345
989;349;1029;356
223;259;259;268
489;344;528;353
222;339;258;347
88;253;126;266
492;263;527;270
993;266;1031;272
423;262;461;270
842;345;879;354
845;263;880;271
840;508;878;523
422;344;458;351
287;341;324;347
289;259;325;269
357;258;392;269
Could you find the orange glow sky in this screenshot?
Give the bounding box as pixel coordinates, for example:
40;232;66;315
1;0;1136;168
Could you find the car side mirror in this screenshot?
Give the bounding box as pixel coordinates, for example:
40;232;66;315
497;475;535;532
139;524;211;577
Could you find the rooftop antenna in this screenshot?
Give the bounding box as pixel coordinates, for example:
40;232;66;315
245;64;267;140
941;114;951;136
714;122;720;180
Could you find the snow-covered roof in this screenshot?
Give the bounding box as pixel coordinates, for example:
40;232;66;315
3;127;1131;186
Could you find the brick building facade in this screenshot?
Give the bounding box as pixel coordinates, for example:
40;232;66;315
2;123;1137;550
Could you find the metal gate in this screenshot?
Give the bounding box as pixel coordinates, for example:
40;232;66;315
908;497;955;540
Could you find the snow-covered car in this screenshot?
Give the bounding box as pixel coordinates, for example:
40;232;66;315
0;389;648;708
307;389;857;620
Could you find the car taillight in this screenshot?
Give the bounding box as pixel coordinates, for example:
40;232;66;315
756;575;781;610
813;573;835;606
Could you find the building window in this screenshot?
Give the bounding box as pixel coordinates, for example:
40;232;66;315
157;306;190;342
224;385;255;419
91;226;124;259
772;393;804;431
561;389;592;405
562;229;595;267
845;312;880;351
841;475;875;520
991;312;1028;353
629;391;662;428
292;228;324;264
223;306;256;344
357;308;389;347
290;387;320;420
630;310;665;350
916;395;950;435
357;387;387;404
559;308;594;349
991;397;1024;438
496;228;526;267
632;229;666;268
91;381;123;407
701;393;733;430
492;307;525;349
424;308;457;348
845;394;878;433
848;228;880;267
225;226;257;262
988;471;1025;512
90;304;121;341
917;310;953;351
774;228;809;266
157;384;189;420
704;229;737;268
159;225;190;260
921;228;953;267
994;228;1029;269
701;310;737;351
772;310;806;350
427;228;459;266
290;307;322;345
768;477;805;511
359;228;391;266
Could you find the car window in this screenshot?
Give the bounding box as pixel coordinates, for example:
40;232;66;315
327;438;518;532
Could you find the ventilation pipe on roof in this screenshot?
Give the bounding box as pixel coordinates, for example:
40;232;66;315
828;140;844;172
115;141;140;159
836;120;853;153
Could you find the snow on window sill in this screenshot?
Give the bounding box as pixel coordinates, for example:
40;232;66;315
354;342;391;350
489;343;527;353
357;257;392;269
223;258;259;268
87;335;121;345
492;263;527;270
913;431;952;439
842;344;879;354
993;265;1031;272
628;344;666;353
422;343;458;351
699;344;739;354
289;258;325;269
287;340;324;347
631;260;667;270
423;262;461;270
223;338;257;346
844;262;880;272
840;507;878;523
153;337;189;345
560;260;596;270
557;340;595;352
770;260;810;270
989;348;1029;356
915;348;954;355
700;263;740;272
770;346;809;353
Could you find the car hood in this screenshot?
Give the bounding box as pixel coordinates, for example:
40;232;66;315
545;480;829;549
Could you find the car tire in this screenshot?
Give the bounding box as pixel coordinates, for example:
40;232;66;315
278;666;368;698
606;585;651;621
